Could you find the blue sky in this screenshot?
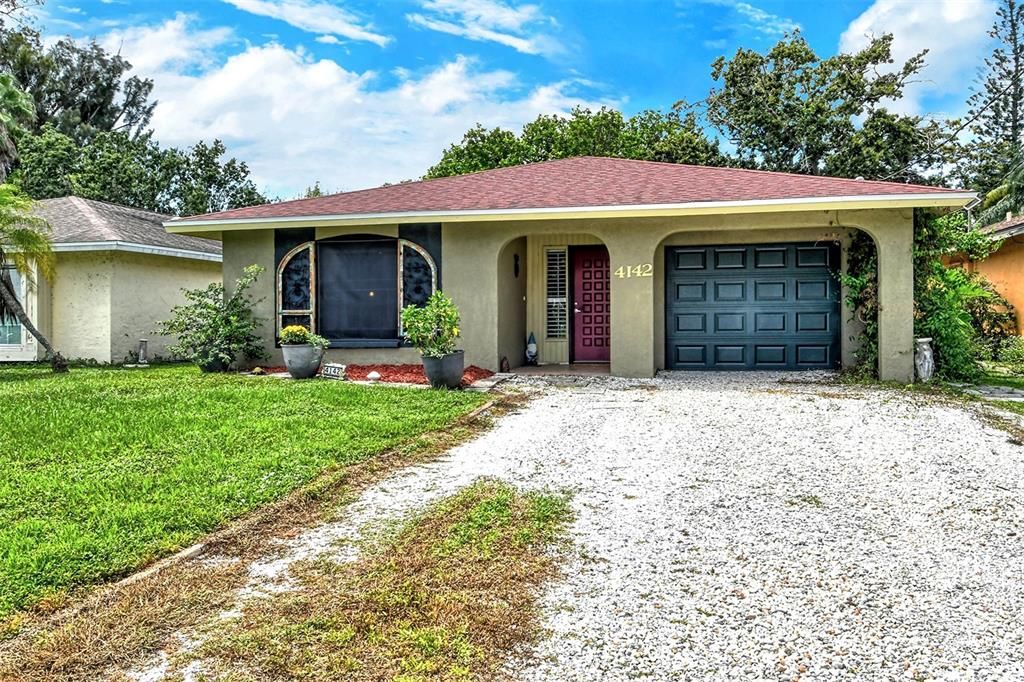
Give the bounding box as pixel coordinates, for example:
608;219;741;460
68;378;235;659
35;0;998;197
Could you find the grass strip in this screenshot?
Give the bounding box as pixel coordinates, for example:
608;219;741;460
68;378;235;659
196;480;571;681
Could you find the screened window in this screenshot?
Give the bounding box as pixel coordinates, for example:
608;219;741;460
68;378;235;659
276;238;437;344
545;248;568;339
319;240;399;340
0;267;22;345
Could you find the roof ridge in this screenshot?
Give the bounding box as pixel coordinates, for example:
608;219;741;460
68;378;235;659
69;196;121;241
72;196;169;222
174;157;597;222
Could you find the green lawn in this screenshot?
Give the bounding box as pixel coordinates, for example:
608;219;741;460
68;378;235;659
0;365;485;618
982;372;1024;391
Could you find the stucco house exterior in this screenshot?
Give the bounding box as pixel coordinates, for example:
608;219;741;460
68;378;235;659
1;197;221;363
947;212;1024;334
167;157;974;381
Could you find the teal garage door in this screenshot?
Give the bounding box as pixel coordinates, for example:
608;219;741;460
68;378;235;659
665;243;841;370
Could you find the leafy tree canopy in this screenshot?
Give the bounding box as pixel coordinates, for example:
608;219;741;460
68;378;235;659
0;25;154;142
13;125;266;216
425;106;724;179
693;31;941;182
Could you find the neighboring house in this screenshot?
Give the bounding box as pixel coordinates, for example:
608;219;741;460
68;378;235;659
1;197;221;363
167;157;974;381
947;212;1024;334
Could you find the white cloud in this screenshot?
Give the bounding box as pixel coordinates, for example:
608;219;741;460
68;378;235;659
224;0;391;47
100;13;232;73
109;15;612;197
839;0;996;116
407;0;562;56
698;0;799;36
729;1;799;35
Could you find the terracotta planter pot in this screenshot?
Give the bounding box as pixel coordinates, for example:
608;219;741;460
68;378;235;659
422;350;464;389
282;344;325;379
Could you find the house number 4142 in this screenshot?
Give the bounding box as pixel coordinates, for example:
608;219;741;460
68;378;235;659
613;263;653;278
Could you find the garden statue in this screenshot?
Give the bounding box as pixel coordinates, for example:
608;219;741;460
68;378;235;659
915;338;934;382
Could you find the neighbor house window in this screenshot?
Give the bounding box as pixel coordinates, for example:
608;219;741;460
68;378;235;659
0;266;22;345
545;248;568;339
276;238;437;344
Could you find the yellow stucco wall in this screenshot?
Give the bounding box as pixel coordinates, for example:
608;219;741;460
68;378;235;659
109;252;221;362
221;207;915;380
50;252;114;362
958;236;1024;333
37;251;220;364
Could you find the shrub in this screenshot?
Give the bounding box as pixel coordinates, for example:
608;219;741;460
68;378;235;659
279;324;330;349
157;264;268;370
844;211;1013;382
1000;336;1024;374
400;291;461;358
915;262;987;382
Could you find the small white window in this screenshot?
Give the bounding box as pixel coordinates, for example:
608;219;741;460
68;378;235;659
0;266;22;345
545;249;568;339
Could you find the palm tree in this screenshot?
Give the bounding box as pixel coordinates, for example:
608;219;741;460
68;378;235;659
0;184;67;372
977;156;1024;226
0;73;33;182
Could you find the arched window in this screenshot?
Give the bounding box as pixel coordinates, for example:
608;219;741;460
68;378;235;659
277;242;315;332
276;238;437;343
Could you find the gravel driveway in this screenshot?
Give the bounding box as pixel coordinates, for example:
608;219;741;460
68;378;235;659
233;372;1024;680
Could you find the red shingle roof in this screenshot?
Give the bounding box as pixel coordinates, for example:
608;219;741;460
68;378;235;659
175;156;970;224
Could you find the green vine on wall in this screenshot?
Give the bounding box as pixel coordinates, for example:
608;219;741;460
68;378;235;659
840;210;1016;382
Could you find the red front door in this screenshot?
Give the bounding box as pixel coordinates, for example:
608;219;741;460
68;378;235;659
572;246;611;362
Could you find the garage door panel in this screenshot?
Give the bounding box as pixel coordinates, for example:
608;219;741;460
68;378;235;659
754;247;787;268
714;248;746;269
673;249;707;270
666;242;840;371
674;313;706;332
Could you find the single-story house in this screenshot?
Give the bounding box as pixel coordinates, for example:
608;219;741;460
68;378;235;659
1;196;221;363
167;157;975;381
947;211;1024;333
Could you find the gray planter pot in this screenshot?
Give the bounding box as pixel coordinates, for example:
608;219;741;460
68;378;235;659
282;343;325;379
422;350;465;389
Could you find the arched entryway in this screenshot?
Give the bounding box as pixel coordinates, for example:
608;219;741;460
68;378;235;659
495;233;609;370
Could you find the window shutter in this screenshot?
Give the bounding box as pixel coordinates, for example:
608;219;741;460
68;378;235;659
545;249;568;339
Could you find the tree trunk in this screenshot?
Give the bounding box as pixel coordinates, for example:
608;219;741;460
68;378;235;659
0;276;67;372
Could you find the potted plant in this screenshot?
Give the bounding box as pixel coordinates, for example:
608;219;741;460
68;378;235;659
158;264;268;372
279;325;330;379
401;291;463;388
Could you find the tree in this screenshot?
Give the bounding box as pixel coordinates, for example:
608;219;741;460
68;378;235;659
170;139;266;216
975;156;1024;225
694;32;938;182
0;71;32;181
70;130;178;212
426;107;723;178
0;26;155;142
426;125;529;178
0;183;66;372
960;0;1024;195
13;127;267;216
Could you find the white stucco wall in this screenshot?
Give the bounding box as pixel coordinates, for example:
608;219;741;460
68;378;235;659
109;251;221;362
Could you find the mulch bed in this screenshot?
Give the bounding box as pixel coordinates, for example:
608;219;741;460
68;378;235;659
255;364;494;387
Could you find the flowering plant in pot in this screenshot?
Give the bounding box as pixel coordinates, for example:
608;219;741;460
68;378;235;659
279;324;330;379
401;291;463;388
